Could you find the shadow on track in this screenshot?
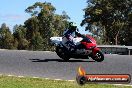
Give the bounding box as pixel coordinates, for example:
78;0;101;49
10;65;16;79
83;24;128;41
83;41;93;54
29;59;96;62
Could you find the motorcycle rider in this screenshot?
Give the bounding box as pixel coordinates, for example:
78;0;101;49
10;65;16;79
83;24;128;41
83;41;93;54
62;22;82;52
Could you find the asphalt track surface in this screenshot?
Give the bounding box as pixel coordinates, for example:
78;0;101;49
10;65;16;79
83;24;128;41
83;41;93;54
0;50;132;84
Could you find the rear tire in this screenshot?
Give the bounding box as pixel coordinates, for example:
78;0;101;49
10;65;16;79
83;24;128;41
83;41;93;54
92;51;104;62
56;46;70;61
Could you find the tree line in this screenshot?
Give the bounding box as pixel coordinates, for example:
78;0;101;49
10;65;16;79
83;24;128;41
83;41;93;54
0;2;70;50
0;1;132;51
81;0;132;45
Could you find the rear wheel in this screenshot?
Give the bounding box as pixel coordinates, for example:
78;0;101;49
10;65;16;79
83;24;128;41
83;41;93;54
56;46;70;61
92;51;104;62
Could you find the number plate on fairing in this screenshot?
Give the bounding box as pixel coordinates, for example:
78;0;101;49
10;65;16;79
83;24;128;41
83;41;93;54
76;49;92;55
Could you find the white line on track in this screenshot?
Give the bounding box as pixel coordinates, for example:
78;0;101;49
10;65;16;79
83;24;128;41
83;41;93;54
45;78;50;80
18;76;24;78
33;77;39;78
66;80;75;82
54;79;62;81
8;75;15;77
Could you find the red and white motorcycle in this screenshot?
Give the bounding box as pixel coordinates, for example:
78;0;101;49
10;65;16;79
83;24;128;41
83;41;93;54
50;31;104;62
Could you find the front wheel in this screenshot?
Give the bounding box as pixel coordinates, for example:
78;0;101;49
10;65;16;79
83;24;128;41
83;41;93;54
56;46;70;61
92;51;104;62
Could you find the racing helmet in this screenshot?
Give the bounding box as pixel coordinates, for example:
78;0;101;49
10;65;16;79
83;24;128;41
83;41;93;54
68;22;77;31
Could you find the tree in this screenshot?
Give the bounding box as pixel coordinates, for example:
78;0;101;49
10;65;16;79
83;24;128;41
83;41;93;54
13;25;29;50
31;32;43;50
81;0;132;45
24;17;42;50
24;17;39;40
0;23;14;49
25;2;70;50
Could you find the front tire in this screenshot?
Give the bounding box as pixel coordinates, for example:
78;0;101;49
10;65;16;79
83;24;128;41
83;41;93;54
92;51;104;62
56;46;70;61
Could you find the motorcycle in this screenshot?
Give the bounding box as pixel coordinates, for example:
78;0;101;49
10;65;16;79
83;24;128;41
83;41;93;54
50;33;104;62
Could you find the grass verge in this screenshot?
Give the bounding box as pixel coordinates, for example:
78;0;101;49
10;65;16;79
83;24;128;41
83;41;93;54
0;75;131;88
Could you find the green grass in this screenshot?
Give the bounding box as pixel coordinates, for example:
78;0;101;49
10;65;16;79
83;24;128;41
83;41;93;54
0;75;131;88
